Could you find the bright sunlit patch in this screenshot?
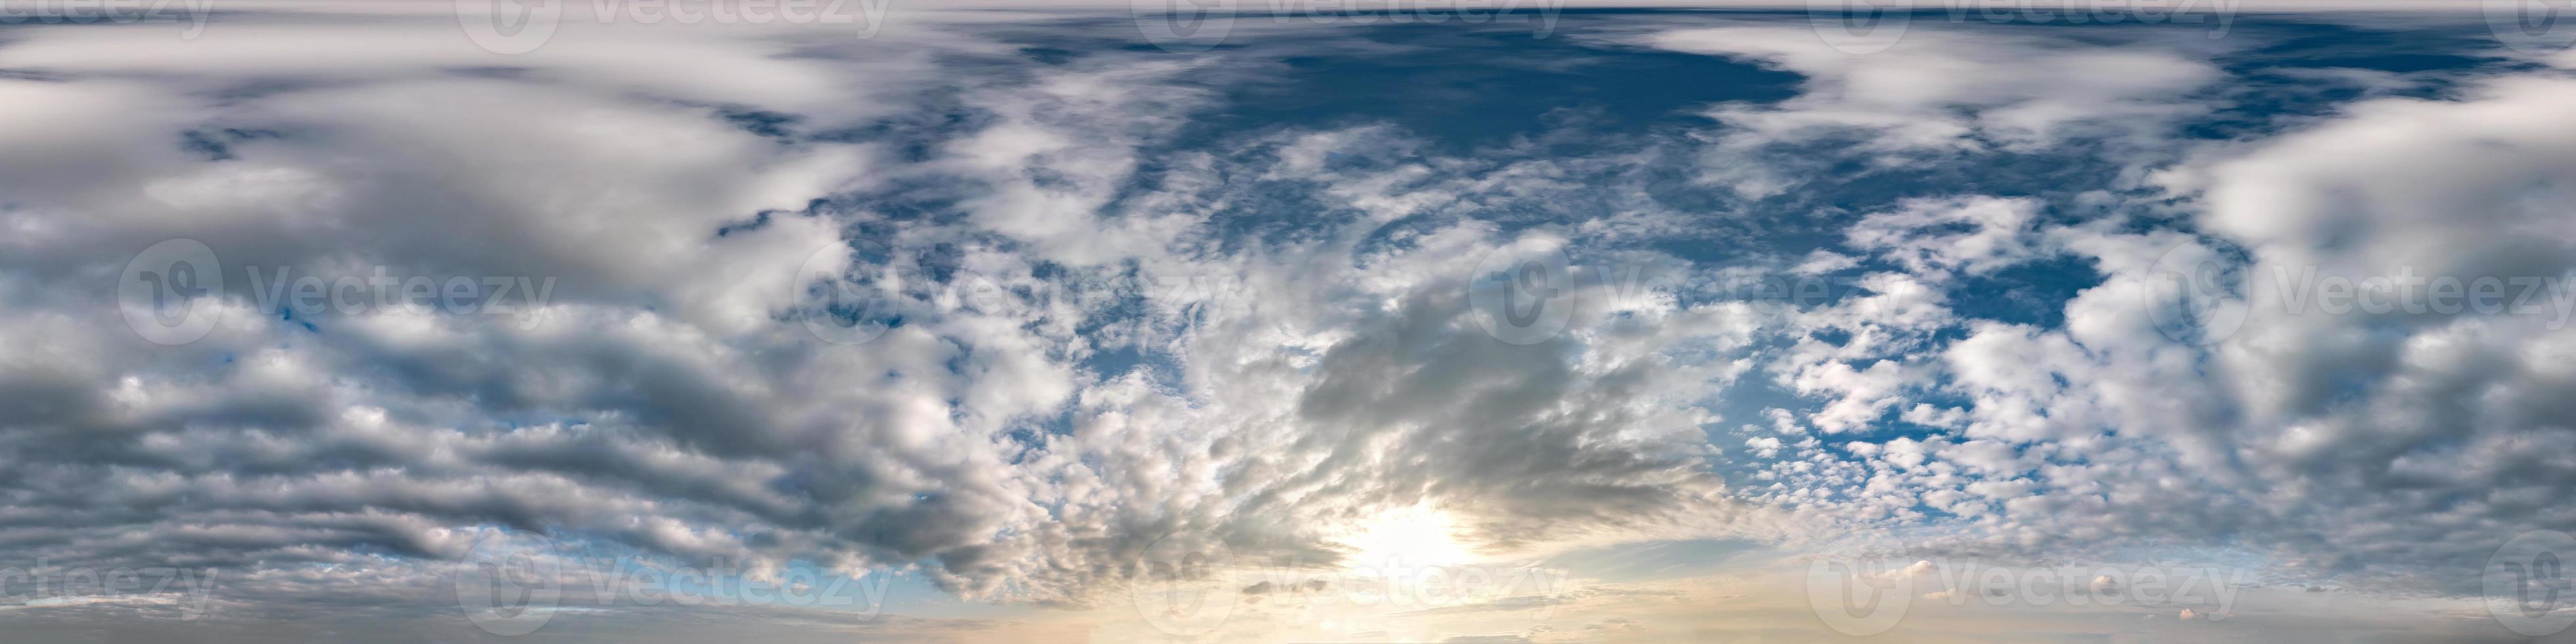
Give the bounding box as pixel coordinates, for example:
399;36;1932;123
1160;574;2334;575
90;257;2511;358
1339;503;1480;570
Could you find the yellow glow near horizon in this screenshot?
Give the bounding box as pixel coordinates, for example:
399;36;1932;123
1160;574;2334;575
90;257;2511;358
1340;503;1480;570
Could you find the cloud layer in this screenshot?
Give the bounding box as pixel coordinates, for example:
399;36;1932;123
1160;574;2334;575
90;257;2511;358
0;5;2569;641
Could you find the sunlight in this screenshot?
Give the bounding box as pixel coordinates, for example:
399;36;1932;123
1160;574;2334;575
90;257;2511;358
1341;504;1480;570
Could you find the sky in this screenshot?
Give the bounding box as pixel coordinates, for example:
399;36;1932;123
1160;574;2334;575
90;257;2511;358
4;1;2576;642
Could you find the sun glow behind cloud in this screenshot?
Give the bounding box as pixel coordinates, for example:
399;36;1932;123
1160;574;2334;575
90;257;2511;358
1339;504;1483;570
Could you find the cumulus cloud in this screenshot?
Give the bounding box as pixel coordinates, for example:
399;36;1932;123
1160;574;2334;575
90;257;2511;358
1641;24;2226;196
1722;28;2576;594
0;4;2567;641
0;5;1795;630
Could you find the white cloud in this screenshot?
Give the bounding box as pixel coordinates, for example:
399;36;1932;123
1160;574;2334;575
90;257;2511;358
1642;24;2225;195
0;6;2566;641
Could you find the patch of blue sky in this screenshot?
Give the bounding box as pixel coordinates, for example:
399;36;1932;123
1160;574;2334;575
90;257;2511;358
778;9;2521;499
1170;22;1799;153
2179;20;2509;141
